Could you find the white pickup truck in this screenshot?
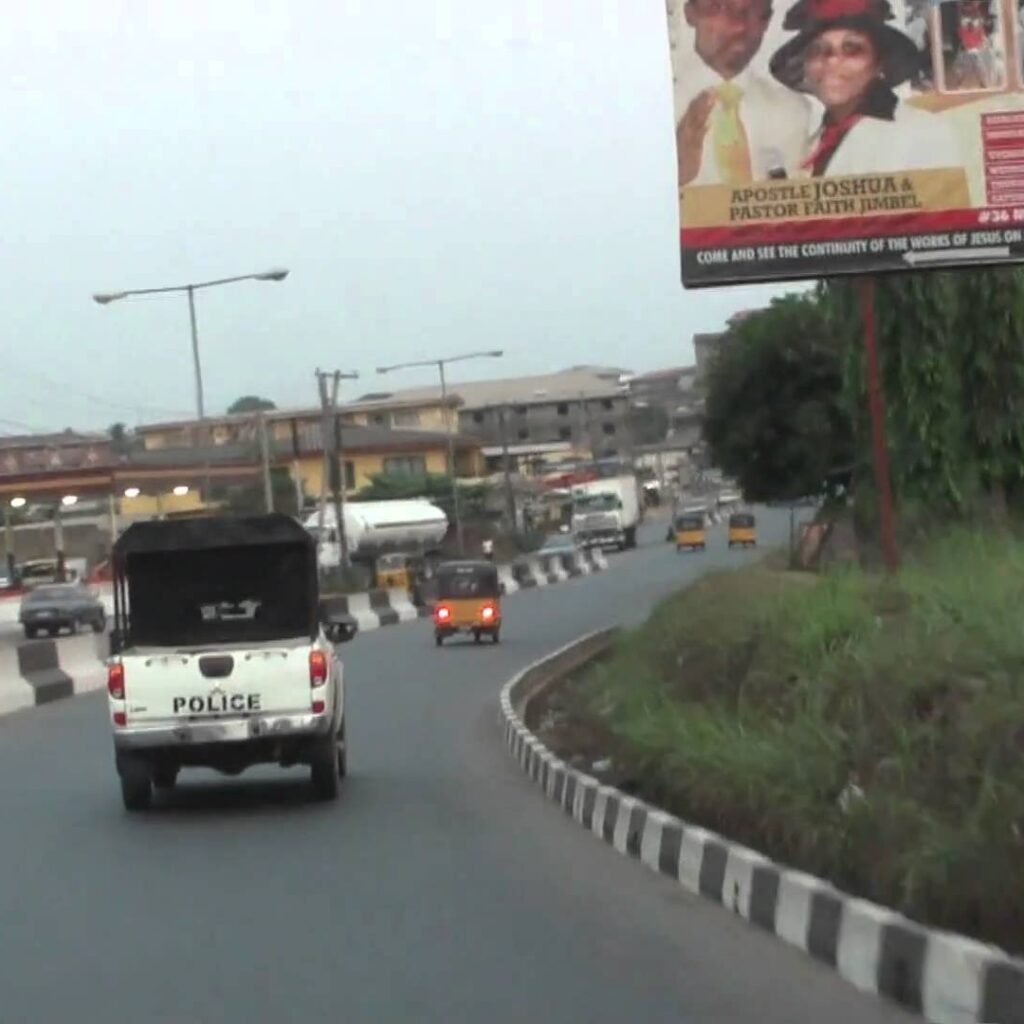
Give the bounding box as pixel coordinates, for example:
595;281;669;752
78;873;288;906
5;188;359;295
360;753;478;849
106;514;356;811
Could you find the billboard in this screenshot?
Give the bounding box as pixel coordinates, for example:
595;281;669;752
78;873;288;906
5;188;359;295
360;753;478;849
668;0;1024;285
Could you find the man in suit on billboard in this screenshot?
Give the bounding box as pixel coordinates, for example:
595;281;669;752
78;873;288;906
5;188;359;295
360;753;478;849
675;0;811;186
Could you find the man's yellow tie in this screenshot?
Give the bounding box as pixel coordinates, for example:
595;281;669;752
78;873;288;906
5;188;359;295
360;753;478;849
712;81;752;185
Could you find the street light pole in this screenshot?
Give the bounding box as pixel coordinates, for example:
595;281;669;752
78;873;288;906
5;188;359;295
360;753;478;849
93;268;289;504
436;360;464;554
377;349;503;557
187;285;205;421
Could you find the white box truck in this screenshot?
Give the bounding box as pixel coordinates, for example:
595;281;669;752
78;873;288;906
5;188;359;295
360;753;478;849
570;476;641;551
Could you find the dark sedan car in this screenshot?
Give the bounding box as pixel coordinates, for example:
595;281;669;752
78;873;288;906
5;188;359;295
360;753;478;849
19;584;106;639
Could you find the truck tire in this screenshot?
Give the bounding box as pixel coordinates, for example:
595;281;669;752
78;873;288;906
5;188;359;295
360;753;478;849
337;722;347;779
120;759;152;812
92;613;106;634
625;527;638;550
311;736;340;800
152;765;179;790
23;626;36;640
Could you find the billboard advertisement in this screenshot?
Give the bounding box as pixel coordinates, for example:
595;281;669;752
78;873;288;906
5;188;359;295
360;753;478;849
668;0;1024;285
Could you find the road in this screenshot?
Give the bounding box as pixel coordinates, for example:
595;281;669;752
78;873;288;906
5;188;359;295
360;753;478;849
0;511;913;1024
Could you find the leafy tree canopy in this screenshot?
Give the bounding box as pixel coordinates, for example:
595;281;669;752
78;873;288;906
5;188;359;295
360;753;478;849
703;294;853;502
227;395;276;415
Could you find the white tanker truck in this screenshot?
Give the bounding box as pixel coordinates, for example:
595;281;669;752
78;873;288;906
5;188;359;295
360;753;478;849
303;499;449;568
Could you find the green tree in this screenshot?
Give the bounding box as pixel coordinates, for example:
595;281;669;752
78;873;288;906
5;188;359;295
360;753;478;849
821;268;1024;526
703;294;853;502
108;422;131;455
955;268;1024;517
227;395;276;415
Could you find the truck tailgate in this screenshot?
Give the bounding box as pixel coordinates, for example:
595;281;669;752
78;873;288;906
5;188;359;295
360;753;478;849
121;643;312;725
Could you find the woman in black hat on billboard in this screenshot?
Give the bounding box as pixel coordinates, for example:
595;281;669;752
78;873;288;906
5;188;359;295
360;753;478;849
769;0;958;176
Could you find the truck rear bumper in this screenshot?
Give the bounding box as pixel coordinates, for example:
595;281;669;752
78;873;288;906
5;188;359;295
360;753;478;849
113;711;334;751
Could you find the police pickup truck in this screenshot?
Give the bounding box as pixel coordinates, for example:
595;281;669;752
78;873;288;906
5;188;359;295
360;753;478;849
106;514;356;811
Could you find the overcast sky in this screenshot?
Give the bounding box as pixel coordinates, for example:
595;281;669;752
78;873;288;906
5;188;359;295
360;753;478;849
1;0;792;434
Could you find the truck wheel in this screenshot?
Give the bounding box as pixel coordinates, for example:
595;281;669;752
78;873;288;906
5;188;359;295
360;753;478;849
311;736;340;800
120;760;152;812
92;614;106;634
625;527;637;550
435;633;443;647
337;722;347;779
23;626;36;640
473;630;481;644
152;765;179;790
491;628;501;644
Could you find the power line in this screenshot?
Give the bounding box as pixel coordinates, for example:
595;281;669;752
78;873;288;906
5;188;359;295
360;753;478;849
0;362;194;420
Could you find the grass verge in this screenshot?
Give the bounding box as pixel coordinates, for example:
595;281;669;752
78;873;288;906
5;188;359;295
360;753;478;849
536;527;1024;953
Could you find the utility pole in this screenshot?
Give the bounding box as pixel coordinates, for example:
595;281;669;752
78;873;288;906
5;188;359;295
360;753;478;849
498;405;516;531
257;410;274;513
377;350;503;558
289;418;304;516
3;505;15;579
315;368;358;569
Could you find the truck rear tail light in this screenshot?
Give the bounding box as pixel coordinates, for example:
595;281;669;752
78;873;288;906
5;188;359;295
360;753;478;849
311;698;326;714
107;662;125;700
112;711;127;727
435;605;451;623
309;649;328;687
481;604;495;621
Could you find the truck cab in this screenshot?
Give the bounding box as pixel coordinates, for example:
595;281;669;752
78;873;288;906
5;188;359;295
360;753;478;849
107;514;356;810
570;476;641;551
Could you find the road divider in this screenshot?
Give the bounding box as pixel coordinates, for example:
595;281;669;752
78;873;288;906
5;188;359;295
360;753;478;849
499;631;1024;1024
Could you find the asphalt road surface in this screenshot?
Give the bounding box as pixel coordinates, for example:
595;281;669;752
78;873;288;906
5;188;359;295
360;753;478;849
0;511;914;1024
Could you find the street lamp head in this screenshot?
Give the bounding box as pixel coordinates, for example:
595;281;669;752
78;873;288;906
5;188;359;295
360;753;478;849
254;268;289;282
488;350;504;358
93;292;127;305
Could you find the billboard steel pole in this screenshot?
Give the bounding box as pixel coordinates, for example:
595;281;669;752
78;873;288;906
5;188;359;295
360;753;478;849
859;277;899;573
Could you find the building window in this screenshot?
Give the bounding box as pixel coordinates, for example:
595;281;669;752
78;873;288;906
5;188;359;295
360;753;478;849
472;411;484;424
601;399;613;411
558;426;571;441
514;405;528;415
556;403;568;416
602;423;616;436
382;455;426;476
344;460;356;490
392;411;421;429
371;413;389;427
518;429;529;441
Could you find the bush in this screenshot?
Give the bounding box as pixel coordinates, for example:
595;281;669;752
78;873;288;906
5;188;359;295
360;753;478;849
574;531;1024;952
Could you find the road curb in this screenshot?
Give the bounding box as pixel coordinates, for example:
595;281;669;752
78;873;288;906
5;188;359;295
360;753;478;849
499;631;1024;1024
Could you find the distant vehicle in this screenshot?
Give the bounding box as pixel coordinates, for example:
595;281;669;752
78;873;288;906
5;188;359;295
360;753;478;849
537;533;583;558
18;559;60;589
303;499;448;568
570;476;641;551
19;583;106;638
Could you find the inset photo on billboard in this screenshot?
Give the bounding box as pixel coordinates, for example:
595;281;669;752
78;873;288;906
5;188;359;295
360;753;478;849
938;0;1007;92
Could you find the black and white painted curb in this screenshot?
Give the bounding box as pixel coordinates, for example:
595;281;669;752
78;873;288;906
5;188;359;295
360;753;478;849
499;631;1024;1024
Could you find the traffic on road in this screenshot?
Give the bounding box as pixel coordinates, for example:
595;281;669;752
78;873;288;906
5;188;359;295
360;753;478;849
0;510;911;1023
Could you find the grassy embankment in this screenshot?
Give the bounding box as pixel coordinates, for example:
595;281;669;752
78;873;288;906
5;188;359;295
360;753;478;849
543;529;1024;952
